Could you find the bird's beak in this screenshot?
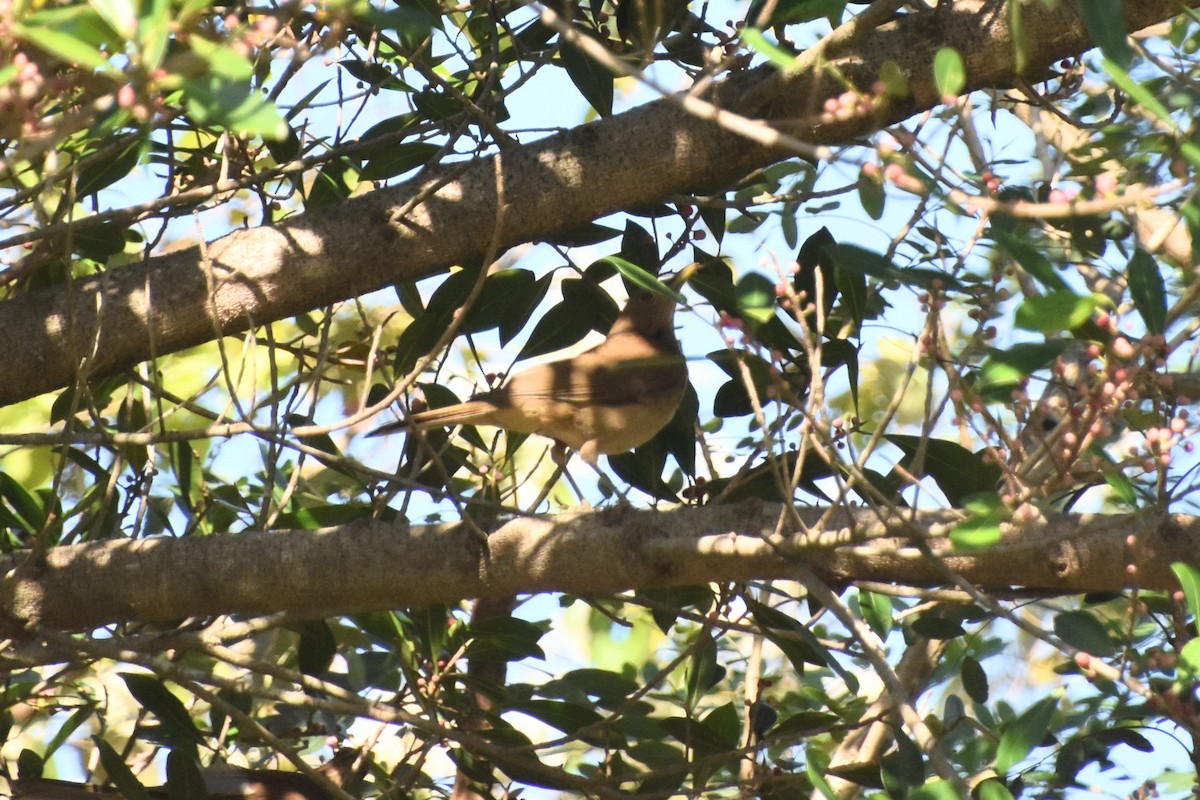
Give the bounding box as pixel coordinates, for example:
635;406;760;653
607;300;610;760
668;261;702;290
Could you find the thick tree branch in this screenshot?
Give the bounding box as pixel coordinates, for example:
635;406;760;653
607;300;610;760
3;501;1196;632
0;0;1188;407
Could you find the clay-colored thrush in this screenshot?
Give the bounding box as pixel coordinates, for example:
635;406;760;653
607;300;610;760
368;286;686;465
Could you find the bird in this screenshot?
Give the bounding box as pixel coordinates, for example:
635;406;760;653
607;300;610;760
368;281;688;466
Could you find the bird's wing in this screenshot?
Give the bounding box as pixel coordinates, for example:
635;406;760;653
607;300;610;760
484;344;685;408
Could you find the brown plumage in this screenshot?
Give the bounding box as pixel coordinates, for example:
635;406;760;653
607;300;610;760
369;289;686;465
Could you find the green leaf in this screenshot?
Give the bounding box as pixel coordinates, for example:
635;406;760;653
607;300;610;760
991;230;1069;291
885;435;1003;506
89;0;136;39
165;749;207;800
182;74;289;140
1171;562;1200;621
136;0;171;70
933;47;965;98
596;256;682;301
806;750;838;800
1053;609;1117;657
92;737;152;800
741;28;798;72
465;615;546;662
1127;247;1167;334
296;620;337;676
976;778;1015;800
685;634;723;707
42;705;95;761
120;674;205;753
516;287;604;360
556;668;639;703
961;655;989;703
1014;290;1098;334
12;23;114;71
507;700;613;746
771;711;840;740
1178;638;1200;683
1077;0;1131;68
393;267;477;374
910;779;961;800
619;220;659;272
1102;58;1176;130
857;168;885;220
76;137;145;197
996;696;1057;773
826;244;960;291
977;341;1073;402
911;615;965;640
361;142;440;180
736;272;777;324
857;590;893;637
560;33;613;116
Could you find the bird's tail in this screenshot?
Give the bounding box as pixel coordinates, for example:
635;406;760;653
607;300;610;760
366;400;498;437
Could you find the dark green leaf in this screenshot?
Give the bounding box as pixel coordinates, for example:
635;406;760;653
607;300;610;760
770;711;840;740
516;294;600;360
296;620;337;676
884;435;1003;506
74;222;129;261
619;220;658;272
306;157;355;208
499;272;555;345
558;668;639;702
961;655;989;703
745;598;830;671
909;779;961;800
659;709;737;756
92;736;153;800
76;137;144;197
507;700;613;746
977;341;1073;402
1127;247;1167;334
465;615;546;662
881;730;924;797
361;142;440;180
393;267;478;374
42;704;94;761
699;203;726;243
685;634;722;707
1053;610;1117;657
1077;0;1131;68
857;168;885;220
996;697;1058;773
990;231;1069;291
857;590;893;637
911;615;965;639
120;674;205;752
165;749;207;800
560;33;613;116
736;272;778;324
700;701;741;750
826;244;960;291
544;222;621;247
16;749;43;779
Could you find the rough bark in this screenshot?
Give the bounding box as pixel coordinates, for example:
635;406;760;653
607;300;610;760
0;0;1189;407
2;500;1196;633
